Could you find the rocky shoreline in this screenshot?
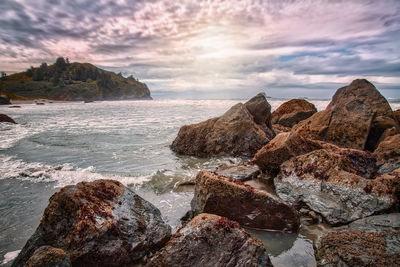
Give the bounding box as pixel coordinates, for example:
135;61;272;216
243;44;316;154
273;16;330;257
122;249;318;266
11;79;400;266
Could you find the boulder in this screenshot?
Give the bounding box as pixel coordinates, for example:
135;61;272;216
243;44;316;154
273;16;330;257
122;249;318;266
191;170;299;232
394;109;400;125
171;94;275;157
146;213;272;267
275;148;399;225
12;180;171;267
0;95;11;105
0;113;16;124
215;162;260;181
252;132;323;175
272;123;291;134
374;134;400;173
294;79;397;151
272;99;317;127
25;246;71;267
315;213;400;266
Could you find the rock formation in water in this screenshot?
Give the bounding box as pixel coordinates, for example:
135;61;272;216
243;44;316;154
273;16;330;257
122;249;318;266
272;99;317;128
0;95;11;105
12;180;171;267
315;213;400;266
0;113;16;124
171;93;275;157
146;213;272;267
274;148;399;225
190;170;299;232
294;79;398;151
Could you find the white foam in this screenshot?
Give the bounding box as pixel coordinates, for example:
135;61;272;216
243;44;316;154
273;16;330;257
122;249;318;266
0;155;151;188
1;250;20;265
0;123;35;150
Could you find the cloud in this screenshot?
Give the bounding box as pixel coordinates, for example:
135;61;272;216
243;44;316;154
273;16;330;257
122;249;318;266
0;0;399;98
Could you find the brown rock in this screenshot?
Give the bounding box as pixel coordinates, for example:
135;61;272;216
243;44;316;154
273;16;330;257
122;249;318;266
171;94;275;157
25;246;71;267
191;170;299;232
12;180;171;267
275;148;398;225
394;109;400;125
294;79;397;151
252;132;323;175
0;113;16;124
374;134;400;173
146;213;272;267
215;162;260;181
272;99;317;127
272;123;291;134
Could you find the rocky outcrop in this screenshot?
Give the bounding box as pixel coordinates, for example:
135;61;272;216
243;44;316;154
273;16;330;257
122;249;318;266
146;213;272;267
26;246;71;267
0;95;11;105
12;180;171;267
374;134;400;173
0;113;16;124
191;170;299;232
315;213;400;266
272;123;291;134
171;94;275;157
252;132;323;175
215;162;260;181
275;148;399;225
294;79;397;151
272;99;317;127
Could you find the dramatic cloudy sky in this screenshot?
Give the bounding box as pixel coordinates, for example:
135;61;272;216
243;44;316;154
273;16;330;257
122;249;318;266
1;0;400;98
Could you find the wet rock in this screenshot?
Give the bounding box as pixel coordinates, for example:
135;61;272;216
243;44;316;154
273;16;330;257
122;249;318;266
252;132;323;175
146;213;272;267
0;113;16;124
12;180;171;267
215;162;260;181
0;95;11;105
275;148;399;225
171;94;275;157
294;79;398;151
191;170;299;232
315;213;400;266
272;99;317;128
25;246;71;267
374;134;400;173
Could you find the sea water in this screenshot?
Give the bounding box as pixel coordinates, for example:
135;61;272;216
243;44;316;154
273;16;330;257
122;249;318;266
1;99;399;266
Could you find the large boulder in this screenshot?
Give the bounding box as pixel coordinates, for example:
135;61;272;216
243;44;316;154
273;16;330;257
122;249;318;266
0;113;16;124
146;213;272;267
374;134;400;173
294;79;397;151
191;170;299;232
252;132;323;175
315;213;400;266
272;99;317;128
12;180;171;267
274;148;399;225
171;94;275;157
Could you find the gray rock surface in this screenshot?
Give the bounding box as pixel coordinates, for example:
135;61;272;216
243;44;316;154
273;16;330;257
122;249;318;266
12;180;171;267
215;162;260;181
146;213;272;267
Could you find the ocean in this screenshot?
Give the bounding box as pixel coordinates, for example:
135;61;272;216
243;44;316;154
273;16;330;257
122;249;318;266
1;99;399;266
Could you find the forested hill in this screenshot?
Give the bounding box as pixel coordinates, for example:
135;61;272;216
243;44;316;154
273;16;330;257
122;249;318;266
0;57;152;101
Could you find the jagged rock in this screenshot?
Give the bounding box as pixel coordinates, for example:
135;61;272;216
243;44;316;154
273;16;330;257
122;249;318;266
25;246;71;267
171;94;275;157
315;213;400;266
215;162;260;181
272;123;291;134
272;99;317;128
0;113;16;124
294;79;398;151
191;170;299;232
252;132;323;175
12;180;171;267
275;148;399;225
374;134;400;173
146;213;272;267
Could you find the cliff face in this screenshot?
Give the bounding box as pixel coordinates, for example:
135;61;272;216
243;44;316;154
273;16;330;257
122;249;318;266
0;58;152;101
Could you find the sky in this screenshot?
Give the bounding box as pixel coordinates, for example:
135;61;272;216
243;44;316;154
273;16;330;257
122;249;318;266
1;0;400;99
